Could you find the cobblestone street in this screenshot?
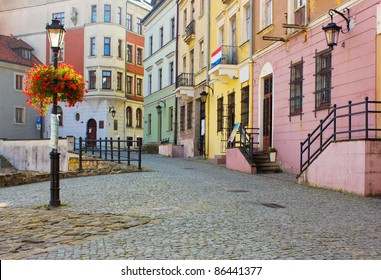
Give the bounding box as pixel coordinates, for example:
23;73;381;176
0;154;380;260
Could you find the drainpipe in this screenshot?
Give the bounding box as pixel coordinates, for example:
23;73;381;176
250;0;254;131
205;0;211;157
174;0;180;145
124;0;128;141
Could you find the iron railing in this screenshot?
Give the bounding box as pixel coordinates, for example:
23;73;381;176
184;19;195;41
73;137;142;170
176;73;194;87
228;125;260;161
299;97;381;175
221;45;238;65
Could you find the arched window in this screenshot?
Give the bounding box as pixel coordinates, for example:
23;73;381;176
126;106;133;127
136;108;142;128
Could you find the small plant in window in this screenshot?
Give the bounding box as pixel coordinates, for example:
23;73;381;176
23;63;87;115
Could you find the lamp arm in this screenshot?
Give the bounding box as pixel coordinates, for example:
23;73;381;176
329;8;350;33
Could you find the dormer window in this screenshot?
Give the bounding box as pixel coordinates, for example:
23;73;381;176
21;49;31;60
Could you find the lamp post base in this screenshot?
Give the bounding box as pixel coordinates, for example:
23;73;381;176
49;149;61;207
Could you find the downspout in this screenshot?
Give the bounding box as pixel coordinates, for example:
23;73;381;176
205;0;211;157
124;0;128;141
250;0;254;131
174;0;180;145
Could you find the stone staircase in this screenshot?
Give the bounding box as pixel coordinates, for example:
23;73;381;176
251;152;282;173
0;155;13;169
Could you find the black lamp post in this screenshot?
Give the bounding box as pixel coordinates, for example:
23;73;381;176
109;106;116;118
46;18;66;207
322;8;351;50
156;101;166;142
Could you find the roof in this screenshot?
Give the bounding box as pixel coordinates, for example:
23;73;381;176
0;34;41;67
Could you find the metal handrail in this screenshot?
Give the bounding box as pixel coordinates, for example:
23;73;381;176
229;125;259;160
299;97;381;175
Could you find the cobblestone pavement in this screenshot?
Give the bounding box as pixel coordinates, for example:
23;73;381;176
0;154;380;260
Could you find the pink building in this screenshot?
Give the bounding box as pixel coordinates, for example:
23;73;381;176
239;0;381;195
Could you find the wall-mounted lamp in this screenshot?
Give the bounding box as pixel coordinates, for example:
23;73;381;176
156;100;166;114
200;85;214;103
109;106;116;118
322;8;352;49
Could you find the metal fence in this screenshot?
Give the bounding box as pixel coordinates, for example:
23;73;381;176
73;137;142;170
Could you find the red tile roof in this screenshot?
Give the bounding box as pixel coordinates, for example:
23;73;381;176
0;34;42;67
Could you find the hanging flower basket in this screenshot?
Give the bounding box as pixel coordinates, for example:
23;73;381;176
23;63;87;115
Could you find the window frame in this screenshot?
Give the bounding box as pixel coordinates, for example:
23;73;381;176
91;5;97;23
217;97;224;132
15;107;25;124
104;5;111;23
187;101;193;130
90;37;96;56
290;59;304;116
89;70;96;89
126;106;133;127
241;85;249;126
104;37;111;56
102;70;112;89
314;49;332;111
180;105;186;132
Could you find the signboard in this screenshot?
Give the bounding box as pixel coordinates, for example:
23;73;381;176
228;123;241;143
36;117;42;131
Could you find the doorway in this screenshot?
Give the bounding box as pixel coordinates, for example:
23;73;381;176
263;75;273;153
87;119;97;146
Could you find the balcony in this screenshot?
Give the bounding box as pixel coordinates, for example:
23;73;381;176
183;20;195;44
295;6;306;26
175;73;194;98
209;45;239;79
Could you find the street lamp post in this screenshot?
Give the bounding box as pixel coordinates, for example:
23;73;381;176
46;19;66;207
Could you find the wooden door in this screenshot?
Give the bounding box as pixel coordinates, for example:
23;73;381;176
87;119;97;146
263;76;273;153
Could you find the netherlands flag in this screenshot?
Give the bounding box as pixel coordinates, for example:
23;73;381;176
211;46;222;68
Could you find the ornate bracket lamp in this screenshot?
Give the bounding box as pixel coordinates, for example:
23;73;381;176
156;101;166;114
109;106;116;118
200;85;214;103
322;8;352;50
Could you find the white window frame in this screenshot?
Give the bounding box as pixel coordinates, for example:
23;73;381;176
14;73;24;91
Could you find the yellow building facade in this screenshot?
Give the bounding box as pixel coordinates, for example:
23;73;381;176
206;0;253;162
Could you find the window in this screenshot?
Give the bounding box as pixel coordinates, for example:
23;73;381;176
127;76;133;94
158;68;163;90
52;12;65;25
114;119;118;131
244;5;250;41
126;13;132;31
295;0;306;25
102;70;111;89
89;70;96;89
187;101;193;129
199;40;205;69
149;36;153;55
137;78;142;96
15;74;23;90
118;39;122;58
180;105;186;132
136;108;142;128
217;97;223;132
104;5;111;23
127;44;133;62
117;7;122;25
169;62;174;85
171;17;176;40
117;72;123;91
262;0;272;28
290;60;303;116
148;74;152;94
90;37;96;56
183;9;187;33
241;86;249;126
168;106;174;131
148;114;152;134
104;37;111;56
160;27;164;47
137;18;142;34
99;121;104;129
91;5;97;23
15;107;25;124
227;92;235;131
230;15;237;46
315;49;332;110
20;49;31;60
126;107;132;127
183;56;187;73
136;48;143;65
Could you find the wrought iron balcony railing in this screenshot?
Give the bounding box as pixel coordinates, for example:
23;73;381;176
176;73;194;88
211;45;238;68
184;20;195;42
